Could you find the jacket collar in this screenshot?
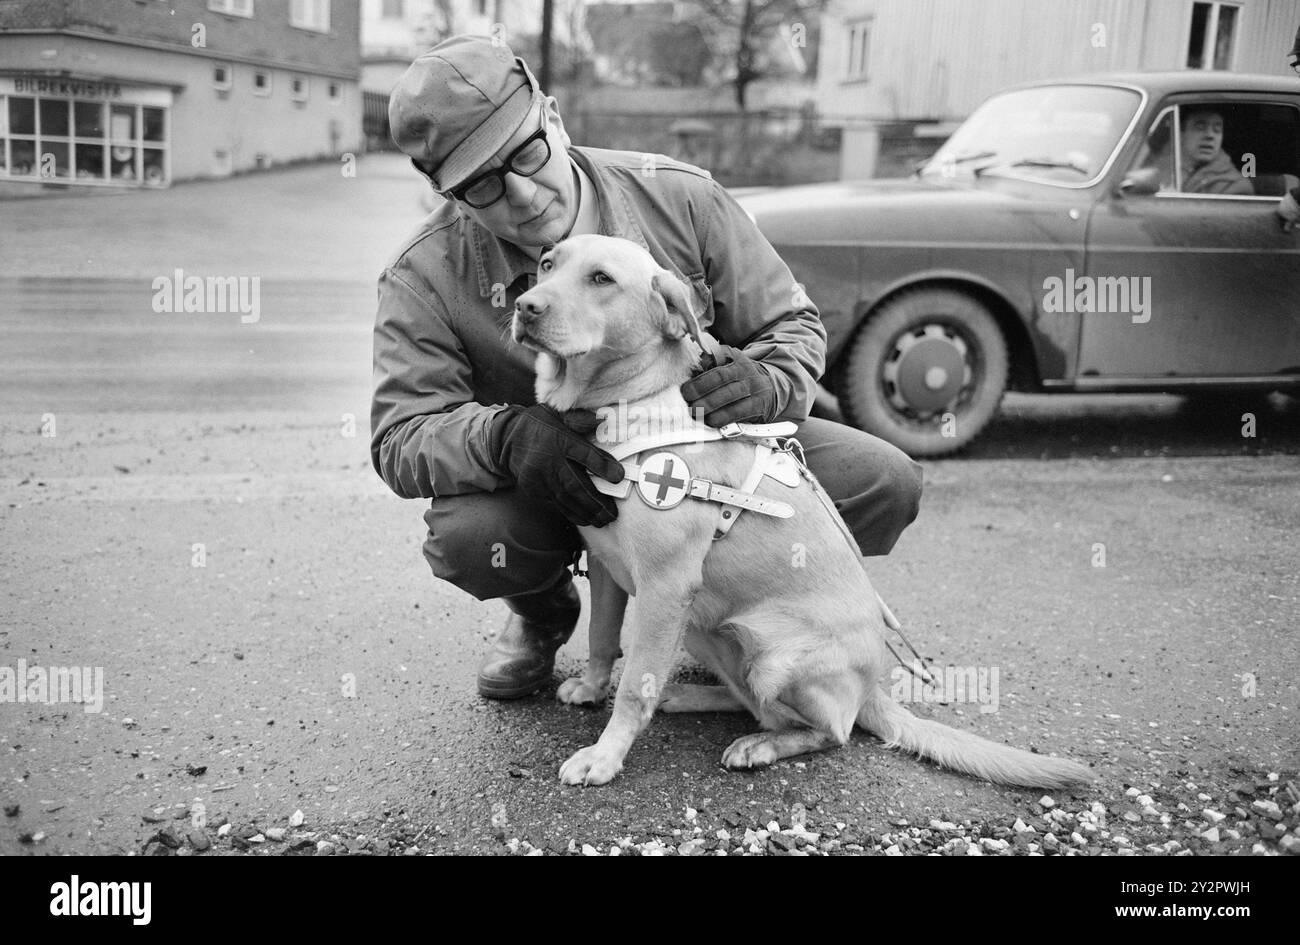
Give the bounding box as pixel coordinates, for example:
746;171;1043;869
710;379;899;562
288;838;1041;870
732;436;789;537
467;146;650;299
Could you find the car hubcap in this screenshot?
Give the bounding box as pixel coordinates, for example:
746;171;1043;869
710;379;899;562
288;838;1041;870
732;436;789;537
882;324;974;419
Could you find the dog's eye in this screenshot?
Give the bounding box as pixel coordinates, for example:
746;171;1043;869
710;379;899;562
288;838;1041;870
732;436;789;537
591;271;613;285
539;258;553;273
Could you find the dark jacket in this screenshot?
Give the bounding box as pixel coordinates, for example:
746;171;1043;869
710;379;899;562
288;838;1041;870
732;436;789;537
370;146;826;499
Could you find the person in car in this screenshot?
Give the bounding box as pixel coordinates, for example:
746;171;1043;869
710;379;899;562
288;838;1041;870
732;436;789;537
1176;108;1254;196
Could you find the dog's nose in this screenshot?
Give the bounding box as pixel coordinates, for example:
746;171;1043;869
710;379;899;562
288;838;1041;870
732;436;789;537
515;296;547;324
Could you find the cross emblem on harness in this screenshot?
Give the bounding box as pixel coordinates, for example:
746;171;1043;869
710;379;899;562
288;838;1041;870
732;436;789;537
645;459;685;502
635;451;691;509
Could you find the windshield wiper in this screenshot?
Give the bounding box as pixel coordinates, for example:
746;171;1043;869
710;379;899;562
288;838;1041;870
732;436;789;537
918;150;997;175
974;157;1090;178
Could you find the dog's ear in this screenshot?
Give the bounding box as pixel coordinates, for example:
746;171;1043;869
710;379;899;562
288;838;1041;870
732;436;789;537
650;272;703;347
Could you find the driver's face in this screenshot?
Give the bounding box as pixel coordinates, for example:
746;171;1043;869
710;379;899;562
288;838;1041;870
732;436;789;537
1181;111;1224;167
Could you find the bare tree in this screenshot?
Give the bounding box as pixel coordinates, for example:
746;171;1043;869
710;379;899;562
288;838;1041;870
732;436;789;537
688;0;826;109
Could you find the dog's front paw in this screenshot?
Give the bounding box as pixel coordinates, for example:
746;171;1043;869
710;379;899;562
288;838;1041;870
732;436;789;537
557;676;607;706
559;745;623;786
722;733;780;770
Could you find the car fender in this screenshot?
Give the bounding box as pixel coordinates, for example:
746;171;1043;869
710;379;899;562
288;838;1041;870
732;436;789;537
833;267;1049;393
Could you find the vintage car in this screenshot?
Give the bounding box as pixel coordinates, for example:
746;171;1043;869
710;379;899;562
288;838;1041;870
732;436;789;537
738;72;1300;456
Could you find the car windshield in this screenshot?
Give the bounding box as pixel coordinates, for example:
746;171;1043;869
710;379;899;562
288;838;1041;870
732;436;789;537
920;85;1142;186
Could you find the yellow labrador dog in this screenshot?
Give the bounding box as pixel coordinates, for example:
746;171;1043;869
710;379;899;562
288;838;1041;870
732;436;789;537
513;234;1091;790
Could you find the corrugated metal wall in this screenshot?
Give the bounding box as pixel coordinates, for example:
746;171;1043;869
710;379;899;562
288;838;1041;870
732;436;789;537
818;0;1300;120
1237;0;1300;71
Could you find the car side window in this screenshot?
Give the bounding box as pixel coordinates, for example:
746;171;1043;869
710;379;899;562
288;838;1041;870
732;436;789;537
1130;100;1300;199
1239;103;1300;196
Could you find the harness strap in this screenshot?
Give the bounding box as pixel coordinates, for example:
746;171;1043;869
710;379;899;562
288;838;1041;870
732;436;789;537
713;443;778;539
587;411;804;536
604;420;798;463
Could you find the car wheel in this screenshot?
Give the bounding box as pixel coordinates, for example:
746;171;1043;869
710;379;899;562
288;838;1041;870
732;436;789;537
839;288;1009;457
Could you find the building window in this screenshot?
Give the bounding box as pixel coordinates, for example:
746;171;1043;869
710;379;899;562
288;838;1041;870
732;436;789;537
381;0;404;18
0;88;169;187
1186;2;1239;70
291;0;330;32
327;81;341;102
208;0;254;18
846;19;871;80
291;76;309;103
213;64;233;91
474;0;489;16
253;70;272;96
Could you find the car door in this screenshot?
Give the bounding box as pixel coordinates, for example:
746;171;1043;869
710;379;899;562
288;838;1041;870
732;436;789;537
1079;96;1300;380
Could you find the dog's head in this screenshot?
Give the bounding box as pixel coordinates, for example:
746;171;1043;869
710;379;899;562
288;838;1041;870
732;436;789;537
513;234;704;408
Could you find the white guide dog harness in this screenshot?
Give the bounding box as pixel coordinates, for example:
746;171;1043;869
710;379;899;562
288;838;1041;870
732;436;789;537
584;412;938;684
590;419;807;540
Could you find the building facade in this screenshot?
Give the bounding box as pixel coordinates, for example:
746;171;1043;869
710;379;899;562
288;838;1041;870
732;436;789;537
0;0;362;192
816;0;1300;177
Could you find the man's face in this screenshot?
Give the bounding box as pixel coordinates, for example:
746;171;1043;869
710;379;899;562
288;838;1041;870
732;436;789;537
1181;110;1225;167
451;98;578;250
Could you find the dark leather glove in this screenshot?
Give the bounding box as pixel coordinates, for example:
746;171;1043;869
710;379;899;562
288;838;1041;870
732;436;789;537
680;345;779;427
490;404;625;528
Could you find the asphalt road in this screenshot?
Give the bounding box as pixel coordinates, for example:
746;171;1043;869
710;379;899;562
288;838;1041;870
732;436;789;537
1;156;1297;856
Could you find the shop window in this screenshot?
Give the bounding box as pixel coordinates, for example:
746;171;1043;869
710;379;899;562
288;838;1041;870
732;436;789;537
9;97;36;135
143;107;165;142
110;145;137;182
75;101;104;137
110;104;136;142
2;93;169;186
11;139;37;176
39;98;70;137
253;71;272;96
75;142;105;179
42;141;70;179
142;148;166;186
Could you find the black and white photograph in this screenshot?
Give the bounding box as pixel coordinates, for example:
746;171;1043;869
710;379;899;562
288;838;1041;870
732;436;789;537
1;0;1297;900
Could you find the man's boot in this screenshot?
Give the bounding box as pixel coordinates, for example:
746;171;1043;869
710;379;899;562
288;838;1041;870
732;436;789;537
476;577;581;699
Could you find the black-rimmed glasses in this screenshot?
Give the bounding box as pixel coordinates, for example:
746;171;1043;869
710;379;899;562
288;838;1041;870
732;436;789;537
443;124;551;209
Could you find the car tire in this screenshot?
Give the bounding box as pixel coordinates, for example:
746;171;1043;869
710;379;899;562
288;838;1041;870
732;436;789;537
839;288;1009;457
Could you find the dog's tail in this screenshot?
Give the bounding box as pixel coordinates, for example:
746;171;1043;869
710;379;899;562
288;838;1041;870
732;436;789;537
856;689;1093;789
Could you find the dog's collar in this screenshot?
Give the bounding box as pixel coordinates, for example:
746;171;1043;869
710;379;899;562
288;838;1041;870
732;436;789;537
601;419;798;463
591;422;804;539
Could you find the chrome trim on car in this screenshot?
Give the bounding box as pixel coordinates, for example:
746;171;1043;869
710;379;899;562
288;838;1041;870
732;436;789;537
1050;375;1300;390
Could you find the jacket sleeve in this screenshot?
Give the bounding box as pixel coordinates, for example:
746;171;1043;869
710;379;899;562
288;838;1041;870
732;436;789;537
370;267;509;499
697;179;828;424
